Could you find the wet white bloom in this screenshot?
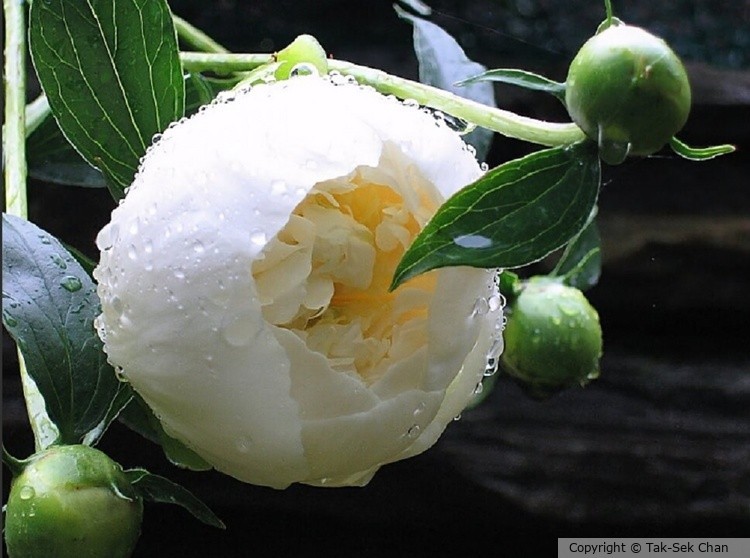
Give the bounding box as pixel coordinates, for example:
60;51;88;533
95;75;502;488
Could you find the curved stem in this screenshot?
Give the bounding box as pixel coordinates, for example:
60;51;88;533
328;59;584;146
604;0;613;26
25;94;50;137
173;14;229;54
179;53;585;147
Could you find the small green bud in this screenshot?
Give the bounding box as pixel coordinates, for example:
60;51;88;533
4;445;143;558
565;23;691;165
501;278;602;398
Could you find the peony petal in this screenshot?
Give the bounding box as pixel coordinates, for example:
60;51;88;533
96;75;501;488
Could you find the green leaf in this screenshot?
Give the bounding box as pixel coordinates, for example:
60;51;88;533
125;469;225;529
28;0;185;199
395;5;496;160
456;68;566;103
2;214;131;447
27;110;107;188
669;136;736;161
550;212;601;291
119;395;212;471
392;142;601;289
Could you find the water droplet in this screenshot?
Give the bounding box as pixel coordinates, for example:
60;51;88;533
18;486;35;500
487;294;504;312
235;436;253;453
471;297;490;317
222;317;259;347
127;244;138;261
192;240;205;254
50;253;67;269
487;336;504;360
60;276;83;292
484;359;499;377
39;236;51;245
413;402;427;417
559;301;579;317
173;269;186;280
3;310;18;327
453;413;462;422
474;381;484;395
405;424;421;439
290;62;319;77
453;234;492;249
597;126;632;165
250;230;267;247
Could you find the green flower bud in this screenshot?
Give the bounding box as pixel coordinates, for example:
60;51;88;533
501;278;602;398
565;23;691;165
4;445;143;558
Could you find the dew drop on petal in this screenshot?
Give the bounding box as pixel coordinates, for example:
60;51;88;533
250;231;268;247
471;297;490;317
222;316;259;347
405;424;421;439
235;436;253;453
413;402;427;418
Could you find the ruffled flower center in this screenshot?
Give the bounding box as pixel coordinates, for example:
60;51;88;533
252;167;438;384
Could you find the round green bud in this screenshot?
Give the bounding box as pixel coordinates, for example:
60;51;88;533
501;278;602;398
565;23;691;165
4;445;143;558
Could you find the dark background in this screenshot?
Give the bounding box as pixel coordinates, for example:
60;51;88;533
3;1;749;556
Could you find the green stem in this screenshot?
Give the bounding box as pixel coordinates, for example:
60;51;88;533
4;0;28;217
180;51;272;74
604;0;613;26
173;14;230;54
179;53;585;147
25;93;50;137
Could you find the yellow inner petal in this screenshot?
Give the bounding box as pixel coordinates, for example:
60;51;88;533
252;171;438;384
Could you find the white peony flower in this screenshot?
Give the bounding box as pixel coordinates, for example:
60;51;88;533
95;75;503;489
